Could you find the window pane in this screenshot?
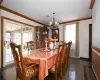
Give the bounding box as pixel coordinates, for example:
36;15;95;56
22;27;33;53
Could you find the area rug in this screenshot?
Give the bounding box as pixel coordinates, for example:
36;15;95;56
83;66;97;80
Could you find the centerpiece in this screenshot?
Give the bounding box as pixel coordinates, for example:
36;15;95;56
41;38;57;52
46;38;57;50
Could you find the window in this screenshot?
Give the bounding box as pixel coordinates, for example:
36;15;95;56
65;24;76;43
4;21;35;66
65;23;76;57
22;27;33;52
5;33;11;42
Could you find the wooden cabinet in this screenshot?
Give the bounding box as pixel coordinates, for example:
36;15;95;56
36;26;48;48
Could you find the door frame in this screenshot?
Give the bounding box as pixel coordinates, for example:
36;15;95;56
89;24;92;63
1;16;35;69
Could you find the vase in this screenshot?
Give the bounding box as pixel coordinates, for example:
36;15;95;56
49;42;54;49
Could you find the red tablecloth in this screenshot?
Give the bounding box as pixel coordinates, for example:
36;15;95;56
24;49;57;80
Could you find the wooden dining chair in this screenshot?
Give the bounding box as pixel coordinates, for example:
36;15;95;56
60;43;68;78
49;43;67;80
27;41;36;51
65;42;72;68
49;45;62;80
10;42;38;80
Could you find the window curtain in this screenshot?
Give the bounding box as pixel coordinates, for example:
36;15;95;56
64;23;76;58
64;23;79;58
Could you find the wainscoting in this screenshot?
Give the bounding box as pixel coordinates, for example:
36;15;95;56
92;46;100;80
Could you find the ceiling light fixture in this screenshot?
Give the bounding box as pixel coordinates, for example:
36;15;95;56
48;13;59;29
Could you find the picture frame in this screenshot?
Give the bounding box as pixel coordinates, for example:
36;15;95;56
52;28;59;42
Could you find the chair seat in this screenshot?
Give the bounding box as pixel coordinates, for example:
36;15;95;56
25;67;35;77
25;66;38;77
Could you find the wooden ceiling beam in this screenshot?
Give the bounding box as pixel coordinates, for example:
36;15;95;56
0;6;46;26
59;17;92;24
89;0;95;9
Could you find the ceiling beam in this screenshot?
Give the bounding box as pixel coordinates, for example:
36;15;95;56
59;17;92;24
0;0;3;5
89;0;95;9
0;6;46;26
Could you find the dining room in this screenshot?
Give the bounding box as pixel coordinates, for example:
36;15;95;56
0;0;99;80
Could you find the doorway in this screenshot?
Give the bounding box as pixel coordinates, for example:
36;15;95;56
89;24;92;63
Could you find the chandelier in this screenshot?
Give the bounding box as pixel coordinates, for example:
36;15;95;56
49;13;59;29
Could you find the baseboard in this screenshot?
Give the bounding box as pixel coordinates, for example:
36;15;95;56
1;63;15;70
80;57;89;61
92;66;98;80
76;56;80;59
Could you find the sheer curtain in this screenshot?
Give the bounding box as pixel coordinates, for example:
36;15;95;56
65;23;76;57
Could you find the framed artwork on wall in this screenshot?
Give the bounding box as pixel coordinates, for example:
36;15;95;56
52;28;59;42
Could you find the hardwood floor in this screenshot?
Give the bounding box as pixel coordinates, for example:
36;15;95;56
0;58;96;80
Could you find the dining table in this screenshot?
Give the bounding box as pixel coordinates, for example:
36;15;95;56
23;49;58;80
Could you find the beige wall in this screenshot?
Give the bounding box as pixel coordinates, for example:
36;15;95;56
79;19;92;58
92;0;100;48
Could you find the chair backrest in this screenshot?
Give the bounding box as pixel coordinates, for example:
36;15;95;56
59;42;66;59
59;41;64;45
60;43;68;63
56;45;62;63
68;42;72;54
66;42;72;58
27;41;35;51
10;42;24;79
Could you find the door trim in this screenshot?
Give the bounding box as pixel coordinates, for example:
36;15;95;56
1;16;35;69
89;24;92;62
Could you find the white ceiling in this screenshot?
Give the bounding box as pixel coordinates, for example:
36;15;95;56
2;0;92;25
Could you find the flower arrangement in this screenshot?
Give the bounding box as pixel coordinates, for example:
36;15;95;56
45;38;56;44
44;38;57;50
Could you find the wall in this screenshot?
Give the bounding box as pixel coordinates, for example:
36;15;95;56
92;0;100;48
58;24;64;41
52;19;92;58
0;9;43;68
92;0;100;79
79;19;92;58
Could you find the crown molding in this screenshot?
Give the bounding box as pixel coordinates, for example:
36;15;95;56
0;6;46;26
59;17;92;24
89;0;95;9
0;0;3;5
1;16;35;27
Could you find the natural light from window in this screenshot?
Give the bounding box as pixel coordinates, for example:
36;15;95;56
65;23;76;44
